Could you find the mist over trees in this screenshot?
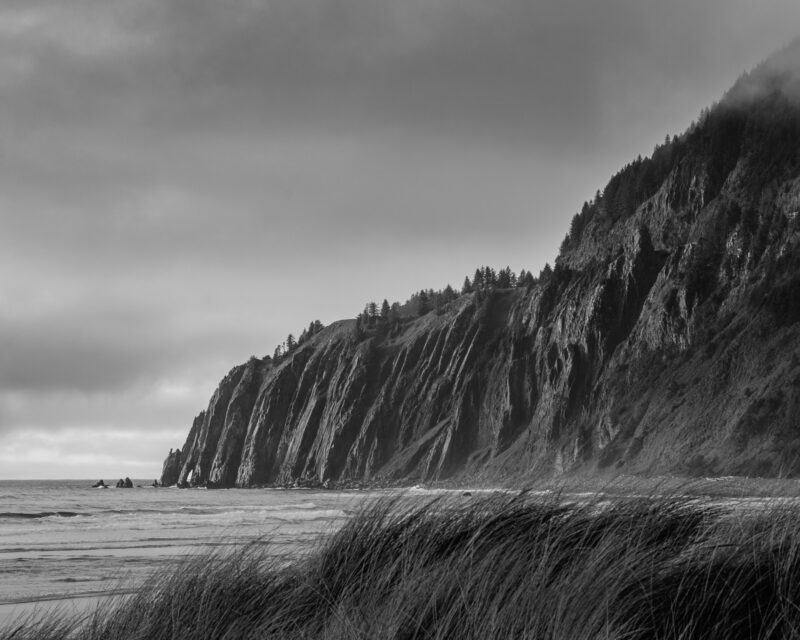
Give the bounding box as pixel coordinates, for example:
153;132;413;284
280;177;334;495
559;54;800;260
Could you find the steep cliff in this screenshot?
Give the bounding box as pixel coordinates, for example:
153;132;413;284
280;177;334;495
163;42;800;487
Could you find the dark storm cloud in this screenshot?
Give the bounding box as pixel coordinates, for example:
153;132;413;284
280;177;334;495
2;0;800;475
0;0;757;152
3;0;796;268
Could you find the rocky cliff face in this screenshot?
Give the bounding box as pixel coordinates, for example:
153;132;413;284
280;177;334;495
163;43;800;487
161;447;183;486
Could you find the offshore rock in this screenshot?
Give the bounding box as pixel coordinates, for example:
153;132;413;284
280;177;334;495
163;43;800;486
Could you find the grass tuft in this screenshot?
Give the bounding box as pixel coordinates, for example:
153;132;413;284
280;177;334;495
5;491;800;639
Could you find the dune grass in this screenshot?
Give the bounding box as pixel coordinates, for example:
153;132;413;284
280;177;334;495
5;490;800;639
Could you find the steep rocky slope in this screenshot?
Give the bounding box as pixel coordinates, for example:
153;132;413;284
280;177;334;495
163;42;800;487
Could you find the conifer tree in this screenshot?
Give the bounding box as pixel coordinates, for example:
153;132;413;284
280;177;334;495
473;268;484;289
417;289;430;316
462;276;473;294
522;270;535;288
352;314;365;340
497;267;512;289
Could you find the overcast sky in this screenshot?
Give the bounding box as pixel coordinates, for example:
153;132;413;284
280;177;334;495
1;0;799;479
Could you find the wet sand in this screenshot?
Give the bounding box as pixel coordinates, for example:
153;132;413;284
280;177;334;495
0;592;120;629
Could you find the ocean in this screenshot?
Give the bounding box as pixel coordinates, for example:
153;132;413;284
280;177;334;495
0;479;384;627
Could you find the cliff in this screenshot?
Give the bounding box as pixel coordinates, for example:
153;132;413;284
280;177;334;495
163;42;800;487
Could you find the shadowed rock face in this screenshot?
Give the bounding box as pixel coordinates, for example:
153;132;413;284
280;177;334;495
161;447;182;486
163;46;800;487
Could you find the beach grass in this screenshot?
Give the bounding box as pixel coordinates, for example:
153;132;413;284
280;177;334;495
5;490;800;639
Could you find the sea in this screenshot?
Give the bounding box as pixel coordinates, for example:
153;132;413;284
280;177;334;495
0;479;386;628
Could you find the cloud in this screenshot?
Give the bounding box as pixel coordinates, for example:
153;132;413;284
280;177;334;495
0;262;249;393
2;0;800;476
0;386;199;477
723;38;800;107
0;425;183;479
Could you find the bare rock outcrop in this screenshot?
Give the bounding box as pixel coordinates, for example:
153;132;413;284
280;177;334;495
160;448;182;486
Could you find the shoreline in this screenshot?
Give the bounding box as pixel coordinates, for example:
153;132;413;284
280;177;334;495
6;474;800;499
0;588;134;608
0;593;129;630
159;473;800;499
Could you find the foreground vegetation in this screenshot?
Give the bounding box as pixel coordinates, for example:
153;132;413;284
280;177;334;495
6;491;800;639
